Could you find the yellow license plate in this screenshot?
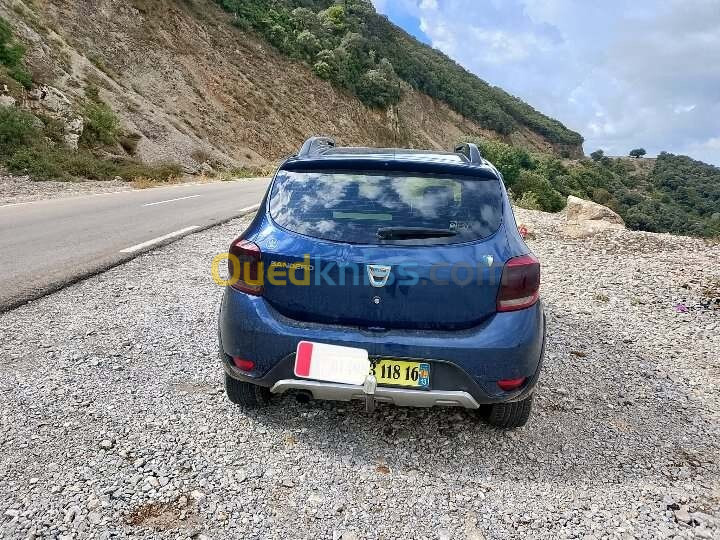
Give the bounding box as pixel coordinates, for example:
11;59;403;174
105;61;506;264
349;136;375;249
372;359;430;388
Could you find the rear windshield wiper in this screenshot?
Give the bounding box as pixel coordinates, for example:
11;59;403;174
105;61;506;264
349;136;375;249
377;227;459;240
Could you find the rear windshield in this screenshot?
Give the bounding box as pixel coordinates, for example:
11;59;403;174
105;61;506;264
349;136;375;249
268;170;503;245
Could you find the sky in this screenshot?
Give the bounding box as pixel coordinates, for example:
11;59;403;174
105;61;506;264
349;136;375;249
372;0;720;165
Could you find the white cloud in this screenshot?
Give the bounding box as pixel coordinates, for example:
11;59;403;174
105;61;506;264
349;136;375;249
419;0;438;9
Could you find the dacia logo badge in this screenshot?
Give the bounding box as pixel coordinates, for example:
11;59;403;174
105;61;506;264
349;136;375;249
366;265;392;288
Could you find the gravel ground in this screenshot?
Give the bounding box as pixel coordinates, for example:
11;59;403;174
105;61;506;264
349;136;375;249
0;174;235;206
1;209;719;539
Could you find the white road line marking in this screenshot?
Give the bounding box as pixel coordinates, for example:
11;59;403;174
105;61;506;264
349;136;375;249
119;226;200;254
239;203;260;213
143;195;201;207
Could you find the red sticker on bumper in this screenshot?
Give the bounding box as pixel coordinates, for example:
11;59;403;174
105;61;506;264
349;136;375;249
295;341;313;377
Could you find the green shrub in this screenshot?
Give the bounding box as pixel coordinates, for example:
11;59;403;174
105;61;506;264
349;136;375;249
3;130;181;182
6;145;66;179
62;150;119;180
80;102;120;147
516;191;542;210
0;106;39;155
514;170;565;212
0;89;181;183
472;138;532;186
8;65;31;89
295;30;321;59
0;17;32;88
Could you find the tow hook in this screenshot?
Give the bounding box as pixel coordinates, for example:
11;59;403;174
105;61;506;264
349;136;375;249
363;374;377;413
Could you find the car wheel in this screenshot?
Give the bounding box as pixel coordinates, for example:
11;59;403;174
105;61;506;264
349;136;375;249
486;394;533;428
224;374;271;408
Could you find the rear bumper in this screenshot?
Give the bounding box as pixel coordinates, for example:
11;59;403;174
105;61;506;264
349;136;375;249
219;288;546;405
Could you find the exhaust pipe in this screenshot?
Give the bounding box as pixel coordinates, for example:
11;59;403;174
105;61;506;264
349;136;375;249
295;390;312;404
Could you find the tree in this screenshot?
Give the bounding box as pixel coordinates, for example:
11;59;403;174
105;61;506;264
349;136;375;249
590;149;604;162
474;139;531;187
291;7;319;33
318;5;346;34
629;148;647;158
295;30;321;59
313;60;334;80
355;60;402;108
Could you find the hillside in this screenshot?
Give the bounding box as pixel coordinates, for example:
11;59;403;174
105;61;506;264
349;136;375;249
0;0;582;177
473;139;720;238
214;0;584;152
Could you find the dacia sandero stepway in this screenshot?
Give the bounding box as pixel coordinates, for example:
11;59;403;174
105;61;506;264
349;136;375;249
218;137;545;428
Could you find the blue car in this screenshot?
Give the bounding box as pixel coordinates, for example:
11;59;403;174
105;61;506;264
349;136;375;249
219;137;545;428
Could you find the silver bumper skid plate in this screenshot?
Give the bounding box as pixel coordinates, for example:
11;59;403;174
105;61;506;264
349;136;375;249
270;378;480;409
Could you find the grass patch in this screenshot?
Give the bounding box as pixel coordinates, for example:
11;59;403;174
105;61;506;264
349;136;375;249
131;174;183;189
220;164;276;180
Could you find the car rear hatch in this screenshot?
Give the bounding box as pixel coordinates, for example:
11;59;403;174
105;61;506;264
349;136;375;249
258;163;508;331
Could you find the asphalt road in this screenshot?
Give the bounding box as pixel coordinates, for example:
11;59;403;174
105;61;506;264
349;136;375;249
0;179;270;311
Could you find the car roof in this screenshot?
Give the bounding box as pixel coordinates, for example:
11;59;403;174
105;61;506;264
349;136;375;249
281;141;501;179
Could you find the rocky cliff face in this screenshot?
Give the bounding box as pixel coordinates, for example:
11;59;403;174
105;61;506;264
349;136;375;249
0;0;583;171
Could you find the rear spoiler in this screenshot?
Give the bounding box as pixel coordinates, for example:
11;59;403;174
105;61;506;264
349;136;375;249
280;157;499;179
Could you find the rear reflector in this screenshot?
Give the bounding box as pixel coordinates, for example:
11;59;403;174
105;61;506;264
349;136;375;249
232;357;255;372
497;377;527;391
497;254;540;312
295;342;313;377
294;341;370;385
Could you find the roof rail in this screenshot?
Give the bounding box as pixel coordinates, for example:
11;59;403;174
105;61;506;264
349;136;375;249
454;142;483;164
298;136;336;157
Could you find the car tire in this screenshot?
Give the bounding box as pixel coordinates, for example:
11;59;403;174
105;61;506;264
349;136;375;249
224;374;270;408
486;394;533;428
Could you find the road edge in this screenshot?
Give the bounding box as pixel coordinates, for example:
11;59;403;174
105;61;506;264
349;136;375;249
0;204;260;315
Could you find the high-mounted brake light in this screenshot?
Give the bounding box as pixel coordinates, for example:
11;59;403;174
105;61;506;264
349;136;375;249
228;238;263;296
497;254;540;312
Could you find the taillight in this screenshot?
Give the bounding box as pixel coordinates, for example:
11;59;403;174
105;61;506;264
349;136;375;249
497;254;540;312
228;238;263;295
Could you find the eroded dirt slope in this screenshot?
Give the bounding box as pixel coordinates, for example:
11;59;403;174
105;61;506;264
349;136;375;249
0;0;569;171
